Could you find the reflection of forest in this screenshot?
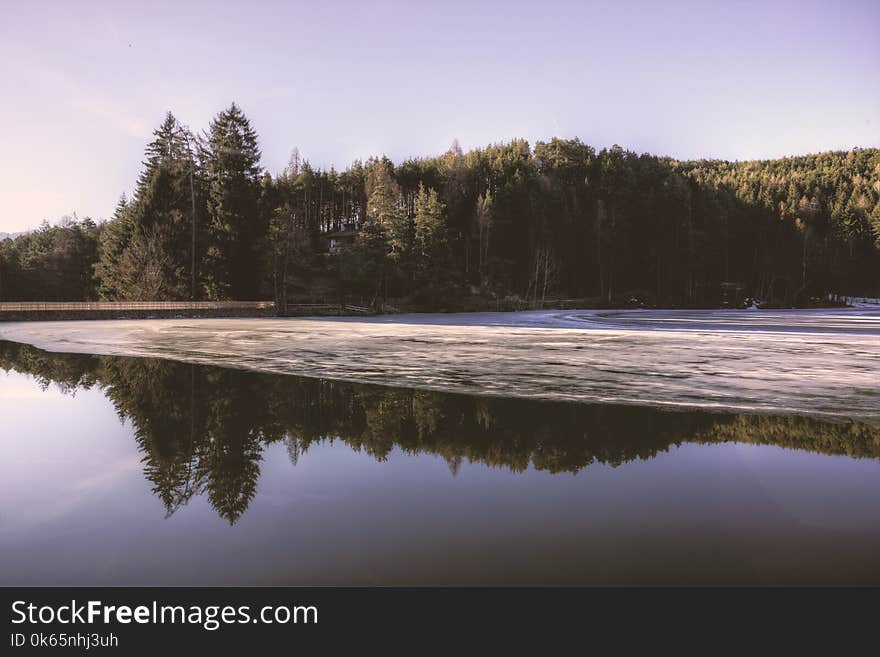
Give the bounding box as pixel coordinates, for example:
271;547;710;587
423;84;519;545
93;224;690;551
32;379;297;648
3;340;879;524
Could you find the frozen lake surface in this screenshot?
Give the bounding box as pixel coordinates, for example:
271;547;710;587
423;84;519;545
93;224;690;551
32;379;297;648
2;343;880;585
1;308;878;423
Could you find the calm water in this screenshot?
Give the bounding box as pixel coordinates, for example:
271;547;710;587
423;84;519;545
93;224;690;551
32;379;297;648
2;339;880;585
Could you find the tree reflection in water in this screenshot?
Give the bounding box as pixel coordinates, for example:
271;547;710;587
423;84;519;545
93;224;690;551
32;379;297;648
3;340;879;524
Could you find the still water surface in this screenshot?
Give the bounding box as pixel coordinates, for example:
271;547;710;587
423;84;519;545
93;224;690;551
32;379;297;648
2;340;879;585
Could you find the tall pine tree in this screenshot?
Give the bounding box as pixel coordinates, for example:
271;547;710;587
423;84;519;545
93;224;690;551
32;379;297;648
201;103;263;299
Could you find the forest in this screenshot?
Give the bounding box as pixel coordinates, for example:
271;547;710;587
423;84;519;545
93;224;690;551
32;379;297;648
2;341;879;523
1;104;879;309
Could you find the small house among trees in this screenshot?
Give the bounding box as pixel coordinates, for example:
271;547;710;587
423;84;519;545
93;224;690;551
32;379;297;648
324;223;359;255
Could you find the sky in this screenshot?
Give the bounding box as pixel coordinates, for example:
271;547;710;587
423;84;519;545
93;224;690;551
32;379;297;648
1;0;878;233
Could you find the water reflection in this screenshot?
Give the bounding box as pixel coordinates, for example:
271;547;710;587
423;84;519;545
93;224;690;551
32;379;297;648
2;340;879;525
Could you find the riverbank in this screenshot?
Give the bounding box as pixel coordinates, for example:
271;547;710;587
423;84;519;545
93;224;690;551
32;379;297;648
0;300;377;321
1;308;878;424
2;295;875;321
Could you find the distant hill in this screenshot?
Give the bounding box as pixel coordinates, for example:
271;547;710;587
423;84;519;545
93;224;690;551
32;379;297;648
0;231;27;241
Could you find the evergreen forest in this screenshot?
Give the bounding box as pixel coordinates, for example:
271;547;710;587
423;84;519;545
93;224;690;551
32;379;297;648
2;105;878;309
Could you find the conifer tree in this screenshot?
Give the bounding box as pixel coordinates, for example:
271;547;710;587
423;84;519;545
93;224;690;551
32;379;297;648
202;103;264;299
414;183;452;301
366;158;407;257
95;194;134;299
96;112;202;299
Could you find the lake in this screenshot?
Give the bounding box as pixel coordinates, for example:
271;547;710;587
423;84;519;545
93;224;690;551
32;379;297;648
2;333;880;585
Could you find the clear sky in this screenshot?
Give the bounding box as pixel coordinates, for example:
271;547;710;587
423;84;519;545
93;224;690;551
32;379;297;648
1;0;878;232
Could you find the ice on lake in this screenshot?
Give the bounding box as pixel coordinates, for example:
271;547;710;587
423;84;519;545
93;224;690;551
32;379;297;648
1;307;878;424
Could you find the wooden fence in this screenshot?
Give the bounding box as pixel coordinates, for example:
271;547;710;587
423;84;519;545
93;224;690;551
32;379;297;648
0;301;275;312
0;301;408;319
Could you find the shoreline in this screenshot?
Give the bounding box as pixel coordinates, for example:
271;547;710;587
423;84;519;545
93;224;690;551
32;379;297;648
1;309;878;425
0;297;876;322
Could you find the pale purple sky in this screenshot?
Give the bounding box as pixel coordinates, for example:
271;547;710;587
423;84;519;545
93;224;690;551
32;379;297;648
1;0;878;232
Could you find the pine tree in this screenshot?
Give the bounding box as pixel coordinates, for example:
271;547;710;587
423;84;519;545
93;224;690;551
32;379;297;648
95;194;134;299
202;103;264;299
415;183;446;257
475;190;493;286
139;112;193;189
366;158;407;257
96;113;201;300
414;183;453;302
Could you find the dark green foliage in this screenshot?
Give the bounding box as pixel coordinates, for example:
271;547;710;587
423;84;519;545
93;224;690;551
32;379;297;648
348;220;391;304
0;216;100;301
321;141;880;308
94;195;134;299
94;112;203;300
201;103;263;300
413;183;455;305
3;108;878;306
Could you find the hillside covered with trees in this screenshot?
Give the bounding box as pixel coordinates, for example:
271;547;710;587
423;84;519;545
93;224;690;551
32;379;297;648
2;104;878;308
